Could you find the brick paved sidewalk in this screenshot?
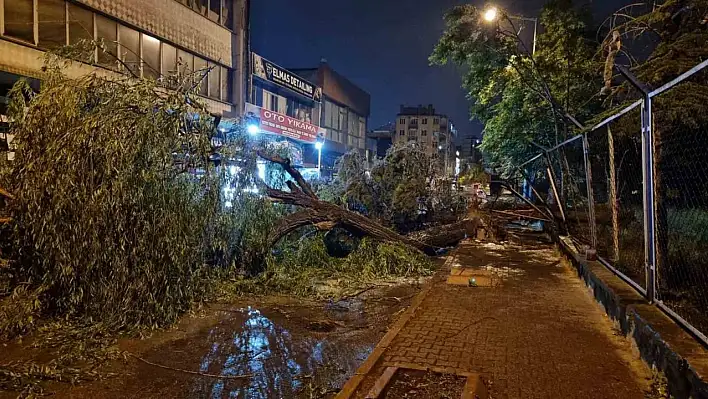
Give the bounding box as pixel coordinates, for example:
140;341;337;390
340;239;652;398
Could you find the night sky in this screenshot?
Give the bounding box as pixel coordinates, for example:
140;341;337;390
250;0;622;146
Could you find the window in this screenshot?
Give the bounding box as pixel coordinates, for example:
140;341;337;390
39;0;66;49
142;34;161;80
208;62;220;99
96;15;118;68
422;130;427;136
253;85;264;107
324;101;340;130
434;118;440;124
220;66;230;102
223;0;234;28
349;110;359;137
270;93;279;113
340;108;348;132
194;57;209;96
399;130;404;136
209;0;221;22
119;25;140;77
287;98;313;123
177;49;194;87
161;43;177;76
5;0;34;43
411;118;418;124
190;0;208;15
68;3;93;46
399;118;405;124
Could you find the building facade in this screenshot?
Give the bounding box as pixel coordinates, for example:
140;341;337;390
246;52;325;177
290;61;374;177
0;0;249;120
367;122;394;159
394;104;457;175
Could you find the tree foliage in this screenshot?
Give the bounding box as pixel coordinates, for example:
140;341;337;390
0;52;274;332
327;144;467;233
431;0;602;176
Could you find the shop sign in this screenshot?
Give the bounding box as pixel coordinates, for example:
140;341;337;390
245;103;325;143
252;53;322;101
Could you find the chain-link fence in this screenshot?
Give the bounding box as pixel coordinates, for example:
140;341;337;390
513;59;708;346
587;110;646;291
652;65;708;337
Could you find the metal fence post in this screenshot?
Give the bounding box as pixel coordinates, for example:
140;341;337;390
642;95;657;303
582;133;597;249
545;156;566;224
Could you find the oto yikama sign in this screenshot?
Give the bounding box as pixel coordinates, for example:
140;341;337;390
252;53;322;101
245;103;325;143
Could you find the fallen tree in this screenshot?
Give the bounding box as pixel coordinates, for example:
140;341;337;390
258;151;480;268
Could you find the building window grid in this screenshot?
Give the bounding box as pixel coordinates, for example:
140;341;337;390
0;0;232;104
173;0;235;29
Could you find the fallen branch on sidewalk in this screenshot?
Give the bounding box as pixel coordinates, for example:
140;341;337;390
256;151;481;273
441;316;499;339
129;353;253;380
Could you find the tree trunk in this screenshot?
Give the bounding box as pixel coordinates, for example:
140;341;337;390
255;151;480;274
608;125;620;262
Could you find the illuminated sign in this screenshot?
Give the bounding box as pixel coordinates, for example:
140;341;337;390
252;53;322;101
245;103;325;143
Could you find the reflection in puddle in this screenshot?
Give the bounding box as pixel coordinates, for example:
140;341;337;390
193;307;371;398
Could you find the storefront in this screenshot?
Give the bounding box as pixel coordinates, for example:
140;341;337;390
246;53;325;177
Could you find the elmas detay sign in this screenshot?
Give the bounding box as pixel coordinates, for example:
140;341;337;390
252;53;322;101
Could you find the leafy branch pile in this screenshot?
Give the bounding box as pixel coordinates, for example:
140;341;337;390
225;234;434;298
321;144;468;233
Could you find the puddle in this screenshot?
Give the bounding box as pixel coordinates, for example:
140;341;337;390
26;284;423;399
189;307;372;398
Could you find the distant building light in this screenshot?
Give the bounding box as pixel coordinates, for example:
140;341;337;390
438;145;443;150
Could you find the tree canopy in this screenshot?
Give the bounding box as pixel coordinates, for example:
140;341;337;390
431;0;602;175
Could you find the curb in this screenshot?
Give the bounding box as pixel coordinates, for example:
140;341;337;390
558;237;708;399
335;248;460;398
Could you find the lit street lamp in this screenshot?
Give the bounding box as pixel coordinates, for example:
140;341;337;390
483;5;538;55
315;140;324;178
483;7;497;22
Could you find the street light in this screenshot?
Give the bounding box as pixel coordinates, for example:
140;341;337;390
483;7;497;22
247;123;259;135
315;141;324;178
482;5;538;55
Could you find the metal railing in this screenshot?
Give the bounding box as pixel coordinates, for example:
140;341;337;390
514;59;708;347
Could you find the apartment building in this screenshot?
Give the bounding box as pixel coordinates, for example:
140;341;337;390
0;0;248;120
394;104;457;175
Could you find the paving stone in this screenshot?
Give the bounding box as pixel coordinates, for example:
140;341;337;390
359;239;651;399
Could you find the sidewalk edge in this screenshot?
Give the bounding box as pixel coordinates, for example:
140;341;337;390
335;248;459;398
